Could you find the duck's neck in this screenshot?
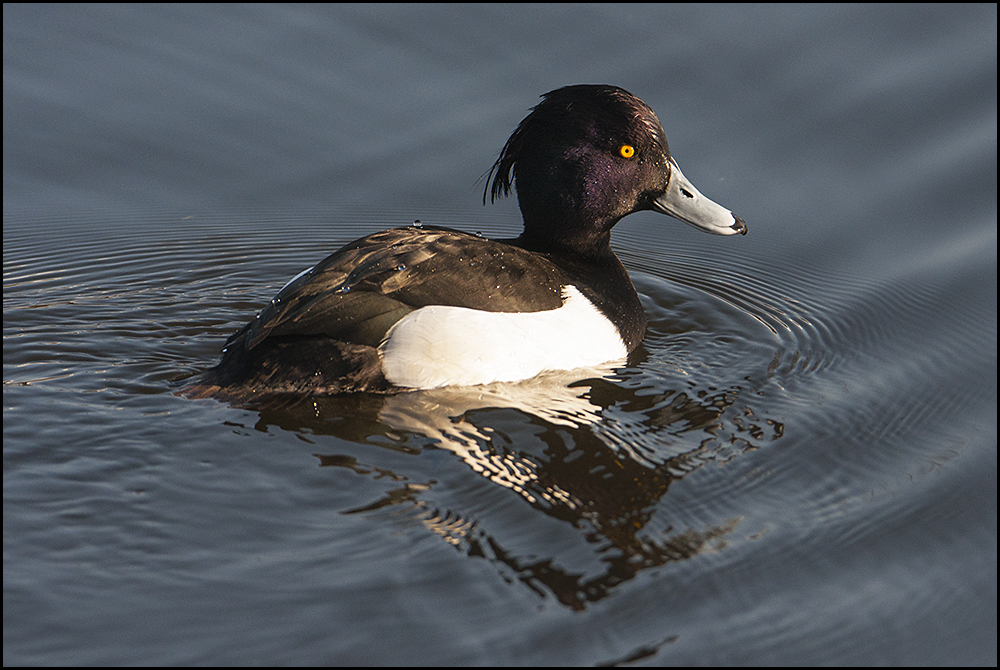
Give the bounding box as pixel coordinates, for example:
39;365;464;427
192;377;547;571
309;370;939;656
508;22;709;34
511;225;646;352
516;214;621;260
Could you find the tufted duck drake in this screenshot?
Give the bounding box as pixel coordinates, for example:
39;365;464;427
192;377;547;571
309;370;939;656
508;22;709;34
184;85;746;400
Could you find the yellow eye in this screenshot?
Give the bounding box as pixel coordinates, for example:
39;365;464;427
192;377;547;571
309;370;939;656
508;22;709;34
619;144;635;158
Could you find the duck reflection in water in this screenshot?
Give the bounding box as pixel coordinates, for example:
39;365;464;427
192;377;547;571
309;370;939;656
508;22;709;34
248;367;783;611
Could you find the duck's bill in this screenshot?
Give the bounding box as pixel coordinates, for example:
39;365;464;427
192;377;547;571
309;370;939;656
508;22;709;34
651;160;747;236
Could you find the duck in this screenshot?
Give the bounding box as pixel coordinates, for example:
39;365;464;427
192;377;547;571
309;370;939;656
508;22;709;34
183;85;746;401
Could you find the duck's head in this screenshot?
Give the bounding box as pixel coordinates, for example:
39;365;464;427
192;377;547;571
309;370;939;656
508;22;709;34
486;85;746;257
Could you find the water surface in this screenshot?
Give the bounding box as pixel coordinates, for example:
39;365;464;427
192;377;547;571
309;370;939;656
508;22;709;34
4;4;996;665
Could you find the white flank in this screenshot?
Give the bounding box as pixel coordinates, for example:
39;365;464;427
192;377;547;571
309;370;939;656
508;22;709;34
379;285;628;389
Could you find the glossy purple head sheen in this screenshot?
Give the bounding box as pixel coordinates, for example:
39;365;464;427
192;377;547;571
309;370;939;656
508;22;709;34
486;85;745;257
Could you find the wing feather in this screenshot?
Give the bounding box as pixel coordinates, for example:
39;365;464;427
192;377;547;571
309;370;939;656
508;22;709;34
239;227;565;352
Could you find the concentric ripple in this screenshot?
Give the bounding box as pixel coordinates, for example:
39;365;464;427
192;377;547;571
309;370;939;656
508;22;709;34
4;210;996;620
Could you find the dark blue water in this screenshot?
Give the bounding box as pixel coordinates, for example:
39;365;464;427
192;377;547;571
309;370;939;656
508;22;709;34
4;5;996;665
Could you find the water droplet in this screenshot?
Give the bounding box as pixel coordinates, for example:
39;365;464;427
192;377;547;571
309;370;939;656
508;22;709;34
475;231;484;237
412;219;423;228
395;264;407;271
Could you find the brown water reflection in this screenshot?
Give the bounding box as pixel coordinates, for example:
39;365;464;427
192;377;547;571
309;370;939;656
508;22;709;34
248;367;783;610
